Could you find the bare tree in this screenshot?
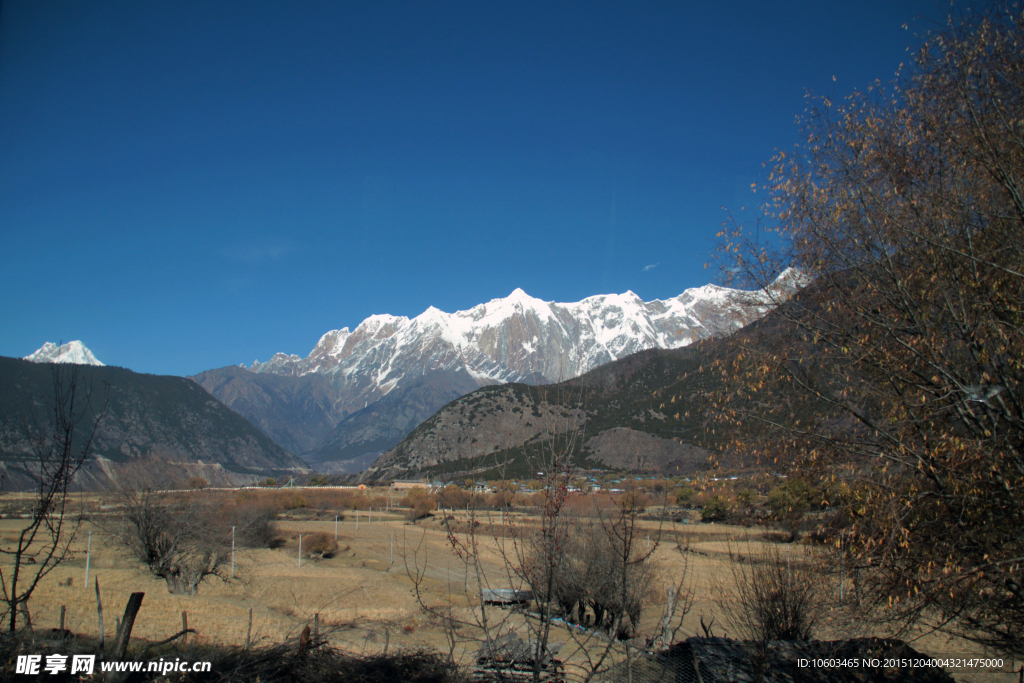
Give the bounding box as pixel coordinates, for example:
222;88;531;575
108;485;230;595
406;388;692;682
1;364;106;631
716;540;826;644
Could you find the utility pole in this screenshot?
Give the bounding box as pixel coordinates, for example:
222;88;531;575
84;530;92;586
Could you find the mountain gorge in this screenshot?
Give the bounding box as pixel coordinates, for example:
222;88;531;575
194;271;803;472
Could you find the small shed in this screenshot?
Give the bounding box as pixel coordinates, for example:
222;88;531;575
391;480;430;490
481;588;534;606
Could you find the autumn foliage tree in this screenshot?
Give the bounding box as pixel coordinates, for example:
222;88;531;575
714;4;1024;655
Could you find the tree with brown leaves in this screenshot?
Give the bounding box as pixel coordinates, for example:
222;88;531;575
714;3;1024;656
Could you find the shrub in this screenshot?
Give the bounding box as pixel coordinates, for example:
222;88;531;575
701;495;732;522
304;532;339;558
186;476;208;490
407;497;435;522
230;504;279;548
767;479;813;519
673;486;696;507
285;494;307;510
403;488;437;521
618;489;649;513
718;541;825;643
436;484;468;509
110;489;228;595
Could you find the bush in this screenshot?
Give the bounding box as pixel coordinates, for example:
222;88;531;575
402;488;437;521
718;541;825;642
407;497;435;522
230;504;279;548
618;489;649;513
701;495;732;522
767;479;813;519
186;476;208;490
284;494;307;510
304;532;339;558
436;484;469;509
673;486;696;507
110;489;229;595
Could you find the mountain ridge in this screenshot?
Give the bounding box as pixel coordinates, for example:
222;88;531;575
196;271;804;471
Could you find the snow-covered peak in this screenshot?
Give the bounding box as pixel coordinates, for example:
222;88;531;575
24;341;104;366
506;287;539;303
242;271;804;392
359;313;405;328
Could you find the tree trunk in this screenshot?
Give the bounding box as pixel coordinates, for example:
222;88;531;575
111;593;144;661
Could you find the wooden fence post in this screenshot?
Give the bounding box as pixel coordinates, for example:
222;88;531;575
95;577;105;654
246;607;253;650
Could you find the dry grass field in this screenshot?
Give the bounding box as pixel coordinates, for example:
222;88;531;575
0;490;1017;681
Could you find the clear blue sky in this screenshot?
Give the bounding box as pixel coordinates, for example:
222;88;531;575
1;1;943;376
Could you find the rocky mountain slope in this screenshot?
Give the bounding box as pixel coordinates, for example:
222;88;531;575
0;356;310;490
362;285;827;482
196;270;803;471
359;347;717;481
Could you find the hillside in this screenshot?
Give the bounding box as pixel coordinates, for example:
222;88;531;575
361;291;831;482
359;345;723;481
0;356;310;490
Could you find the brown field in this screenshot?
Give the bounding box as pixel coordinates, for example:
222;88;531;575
0;489;1017;681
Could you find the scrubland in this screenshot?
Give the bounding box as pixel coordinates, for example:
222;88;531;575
0;489;1016;682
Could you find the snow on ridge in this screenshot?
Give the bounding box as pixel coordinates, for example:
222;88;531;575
244;271;803;387
24;341;105;366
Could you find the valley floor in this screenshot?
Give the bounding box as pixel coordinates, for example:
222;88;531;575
0;497;1016;682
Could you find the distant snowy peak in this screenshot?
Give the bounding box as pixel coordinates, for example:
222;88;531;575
24;341;104;366
245;270;803;397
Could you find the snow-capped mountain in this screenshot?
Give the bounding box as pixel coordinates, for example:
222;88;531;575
248;269;802;396
24;341;104;366
194;270;804;471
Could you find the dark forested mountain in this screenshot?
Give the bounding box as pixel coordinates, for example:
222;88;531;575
0;356;310;490
189;365;340;455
